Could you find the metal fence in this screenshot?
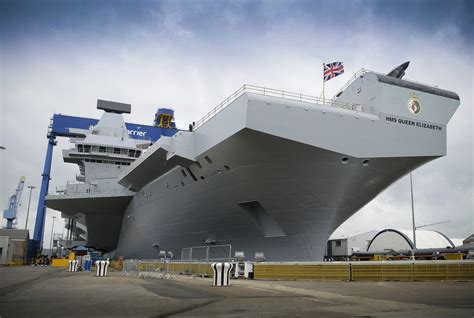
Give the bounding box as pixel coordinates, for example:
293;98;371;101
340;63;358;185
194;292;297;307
122;245;234;278
180;244;232;262
122;259;215;278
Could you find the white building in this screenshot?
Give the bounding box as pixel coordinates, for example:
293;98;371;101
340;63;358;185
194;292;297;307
327;230;378;259
367;229;456;252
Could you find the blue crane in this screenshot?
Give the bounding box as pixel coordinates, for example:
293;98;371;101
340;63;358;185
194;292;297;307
3;176;26;229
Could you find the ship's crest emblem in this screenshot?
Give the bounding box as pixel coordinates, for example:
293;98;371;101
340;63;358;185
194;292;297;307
407;94;421;115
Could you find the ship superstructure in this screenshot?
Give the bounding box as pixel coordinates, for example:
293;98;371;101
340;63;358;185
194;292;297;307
46;64;460;261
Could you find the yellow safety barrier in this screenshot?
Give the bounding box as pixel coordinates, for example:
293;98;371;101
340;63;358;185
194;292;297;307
254;261;474;282
444;253;463;260
123;260;214;277
110;260;123;270
255;263;350;281
7;259;24;266
351;263;414;281
51;258;69;267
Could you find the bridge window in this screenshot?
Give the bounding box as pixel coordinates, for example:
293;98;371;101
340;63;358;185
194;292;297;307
99;146;106;153
83;145;91;153
135;151;141;158
115;148;121;154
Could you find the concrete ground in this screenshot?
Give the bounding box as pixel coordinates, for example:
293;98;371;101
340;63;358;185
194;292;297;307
0;266;472;317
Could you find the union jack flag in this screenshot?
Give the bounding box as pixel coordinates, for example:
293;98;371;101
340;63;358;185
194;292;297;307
324;62;344;82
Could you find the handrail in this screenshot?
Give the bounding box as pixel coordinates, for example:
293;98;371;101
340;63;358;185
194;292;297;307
193;83;376;130
328;68;439;105
193;69;440;130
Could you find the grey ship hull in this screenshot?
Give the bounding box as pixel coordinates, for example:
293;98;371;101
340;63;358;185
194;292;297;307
116;129;431;260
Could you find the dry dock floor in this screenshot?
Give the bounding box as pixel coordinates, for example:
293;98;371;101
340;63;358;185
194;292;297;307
0;266;472;317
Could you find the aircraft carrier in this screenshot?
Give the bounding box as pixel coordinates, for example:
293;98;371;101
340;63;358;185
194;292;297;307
46;63;460;261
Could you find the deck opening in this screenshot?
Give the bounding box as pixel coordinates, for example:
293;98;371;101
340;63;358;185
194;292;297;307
186;167;198;182
237;201;286;238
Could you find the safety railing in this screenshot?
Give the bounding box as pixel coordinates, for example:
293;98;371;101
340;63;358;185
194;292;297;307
327;68;368;105
193;83;377;130
52;181;132;196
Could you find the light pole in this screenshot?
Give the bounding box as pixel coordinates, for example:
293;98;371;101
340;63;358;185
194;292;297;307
49;216;56;257
24;186;36;230
410;173;417;249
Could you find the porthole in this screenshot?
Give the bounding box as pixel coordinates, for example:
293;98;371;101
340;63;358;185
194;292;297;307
200;176;205;180
217;169;222;173
362;159;370;167
181;181;185;186
204;155;213;163
340;157;349;165
181;170;187;177
196;161;202;168
224;165;231;170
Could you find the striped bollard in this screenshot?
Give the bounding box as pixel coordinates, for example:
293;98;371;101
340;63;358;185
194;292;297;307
95;260;110;277
68;260;78;272
211;262;233;286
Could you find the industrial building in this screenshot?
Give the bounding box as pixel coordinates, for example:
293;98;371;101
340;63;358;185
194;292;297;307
0;229;29;265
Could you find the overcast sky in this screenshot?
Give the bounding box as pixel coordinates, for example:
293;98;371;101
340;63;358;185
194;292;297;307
1;0;472;249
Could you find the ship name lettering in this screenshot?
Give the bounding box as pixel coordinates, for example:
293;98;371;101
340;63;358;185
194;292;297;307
386;116;442;131
128;130;147;137
398;118;415;126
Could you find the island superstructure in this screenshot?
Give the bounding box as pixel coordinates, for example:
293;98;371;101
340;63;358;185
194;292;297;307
46;63;460;261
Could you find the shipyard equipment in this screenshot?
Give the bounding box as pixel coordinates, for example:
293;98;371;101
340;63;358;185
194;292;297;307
3;176;26;229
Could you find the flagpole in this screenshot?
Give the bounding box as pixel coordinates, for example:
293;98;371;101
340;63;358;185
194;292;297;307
322;63;325;104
